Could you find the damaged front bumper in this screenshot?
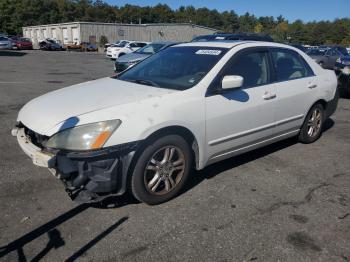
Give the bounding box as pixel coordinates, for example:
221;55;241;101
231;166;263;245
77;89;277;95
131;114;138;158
12;127;139;202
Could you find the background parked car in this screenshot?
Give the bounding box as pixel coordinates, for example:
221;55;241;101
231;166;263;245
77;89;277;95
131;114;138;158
39;39;65;51
318;45;331;52
104;40;127;52
114;41;179;73
289;43;307;53
0;36;12;49
81;42;98;52
9;36;33;50
318;46;349;69
191;33;274;42
106;40;148;59
65;42;97;52
306;49;326;64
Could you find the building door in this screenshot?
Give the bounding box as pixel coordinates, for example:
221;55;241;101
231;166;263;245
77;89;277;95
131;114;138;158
52;28;57;40
72;27;79;44
42;29;48;40
62;28;69;44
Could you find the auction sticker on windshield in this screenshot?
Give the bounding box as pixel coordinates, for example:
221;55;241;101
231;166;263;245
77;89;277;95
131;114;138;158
195;49;222;55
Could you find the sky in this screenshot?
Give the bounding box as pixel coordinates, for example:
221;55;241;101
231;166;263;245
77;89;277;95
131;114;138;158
105;0;350;22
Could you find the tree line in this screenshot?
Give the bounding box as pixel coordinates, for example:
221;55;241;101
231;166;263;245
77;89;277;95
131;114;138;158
1;0;349;46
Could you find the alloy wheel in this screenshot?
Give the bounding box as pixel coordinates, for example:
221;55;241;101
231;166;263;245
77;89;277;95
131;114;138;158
144;146;185;195
307;107;322;137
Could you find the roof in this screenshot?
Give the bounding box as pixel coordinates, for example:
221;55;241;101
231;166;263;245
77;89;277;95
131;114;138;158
22;22;218;32
175;41;297;50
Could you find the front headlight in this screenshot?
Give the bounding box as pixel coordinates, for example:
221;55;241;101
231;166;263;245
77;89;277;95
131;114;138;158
336;58;341;63
45;120;121;150
341;66;350;75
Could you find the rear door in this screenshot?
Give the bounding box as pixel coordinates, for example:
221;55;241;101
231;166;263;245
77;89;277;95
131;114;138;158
269;47;317;135
205;48;277;163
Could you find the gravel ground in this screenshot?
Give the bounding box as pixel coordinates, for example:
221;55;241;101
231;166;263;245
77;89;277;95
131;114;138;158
0;50;349;262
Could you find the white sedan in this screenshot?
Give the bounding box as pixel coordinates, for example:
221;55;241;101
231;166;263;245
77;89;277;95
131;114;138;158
106;40;148;59
13;41;338;204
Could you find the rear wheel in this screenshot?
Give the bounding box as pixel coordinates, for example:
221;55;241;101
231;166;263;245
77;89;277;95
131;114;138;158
131;135;192;205
298;103;324;143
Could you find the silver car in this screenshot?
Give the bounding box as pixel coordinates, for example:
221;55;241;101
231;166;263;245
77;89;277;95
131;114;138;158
114;41;179;73
0;36;12;49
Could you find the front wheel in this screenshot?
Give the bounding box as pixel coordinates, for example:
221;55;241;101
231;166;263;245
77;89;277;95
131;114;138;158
130;135;192;205
298;103;324;143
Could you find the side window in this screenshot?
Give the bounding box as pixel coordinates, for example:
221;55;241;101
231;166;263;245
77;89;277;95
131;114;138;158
271;49;313;81
224;51;269;88
129;43;137;48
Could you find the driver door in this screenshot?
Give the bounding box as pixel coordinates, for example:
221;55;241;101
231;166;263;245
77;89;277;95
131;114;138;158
205;48;276;164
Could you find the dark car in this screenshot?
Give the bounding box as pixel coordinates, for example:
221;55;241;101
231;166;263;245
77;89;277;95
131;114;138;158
319;46;349;69
39;39;65;51
318;45;332;52
306;49;326;64
334;51;350;97
191;33;274;42
289;43;307;53
10;36;33;50
114;41;179;73
81;42;98;52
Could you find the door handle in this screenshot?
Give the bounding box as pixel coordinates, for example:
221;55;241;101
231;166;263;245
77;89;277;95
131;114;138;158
307;83;317;89
262;92;276;100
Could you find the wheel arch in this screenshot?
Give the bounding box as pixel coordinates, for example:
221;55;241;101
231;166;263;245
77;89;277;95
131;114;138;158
124;125;202;195
138;125;201;170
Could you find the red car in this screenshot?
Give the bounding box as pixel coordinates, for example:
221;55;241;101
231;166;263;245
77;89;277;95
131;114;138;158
10;36;33;50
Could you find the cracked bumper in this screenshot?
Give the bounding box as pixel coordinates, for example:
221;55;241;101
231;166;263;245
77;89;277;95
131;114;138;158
13;127;139;202
13;128;56;168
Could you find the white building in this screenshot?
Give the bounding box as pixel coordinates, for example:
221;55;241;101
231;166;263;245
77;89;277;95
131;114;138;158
22;22;218;48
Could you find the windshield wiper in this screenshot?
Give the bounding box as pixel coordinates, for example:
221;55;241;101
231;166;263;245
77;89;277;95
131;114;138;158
129;79;160;87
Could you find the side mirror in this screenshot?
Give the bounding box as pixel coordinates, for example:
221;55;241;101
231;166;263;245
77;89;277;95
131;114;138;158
221;75;243;90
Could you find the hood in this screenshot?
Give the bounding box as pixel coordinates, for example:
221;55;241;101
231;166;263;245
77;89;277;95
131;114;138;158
117;52;150;63
18;77;177;135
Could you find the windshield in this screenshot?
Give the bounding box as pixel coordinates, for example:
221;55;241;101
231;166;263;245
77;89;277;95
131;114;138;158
135;43;166;54
117;46;227;90
192;35;215;42
20;38;30;42
307;49;324;55
112;41;128;47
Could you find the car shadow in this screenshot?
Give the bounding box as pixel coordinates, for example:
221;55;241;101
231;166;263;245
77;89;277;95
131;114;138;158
0;202;129;261
0;50;27;57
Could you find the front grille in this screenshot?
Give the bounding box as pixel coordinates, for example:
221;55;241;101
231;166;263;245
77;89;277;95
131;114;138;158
23;126;49;148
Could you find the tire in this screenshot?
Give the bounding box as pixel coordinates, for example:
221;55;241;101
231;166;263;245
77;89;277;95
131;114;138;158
298;103;324;144
131;135;192;205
